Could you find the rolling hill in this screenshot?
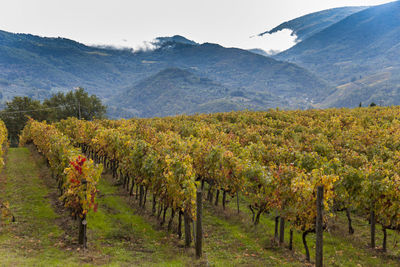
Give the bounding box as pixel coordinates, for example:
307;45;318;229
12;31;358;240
275;1;400;107
0;30;330;117
259;6;367;42
2;2;400;115
110;67;285;118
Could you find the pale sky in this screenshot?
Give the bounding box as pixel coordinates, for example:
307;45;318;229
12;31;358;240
0;0;395;52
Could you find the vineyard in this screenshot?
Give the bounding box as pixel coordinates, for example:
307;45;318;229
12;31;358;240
2;107;400;265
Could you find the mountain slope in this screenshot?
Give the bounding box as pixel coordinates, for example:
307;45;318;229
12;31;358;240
111;67;285;118
142;42;330;103
275;1;400;107
0;30;330;116
0;30;139;100
260;6;367;42
153;35;198;46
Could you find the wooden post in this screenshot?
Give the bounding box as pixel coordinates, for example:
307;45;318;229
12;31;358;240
303;231;310;262
168;209;175;231
370;209;376;249
196;190;203;258
345;208;354;234
382;226;387;252
129;180;135;196
178;210;183;239
184;211;192;247
79;179;88;248
279;217;285;245
143;188;148;208
192;221;196;244
316;185;323;267
236;192;240;214
214;189;219;206
274;216;280;242
78;215;87;248
161;206;168;226
139;185;144;207
157;203;163;219
152;195;157;215
222;191;226;210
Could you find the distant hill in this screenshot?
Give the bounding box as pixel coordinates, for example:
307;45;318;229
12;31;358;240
0;30;137;101
0;30;329;117
143;42;330;103
111;67;284;118
275;1;400;108
260;6;367;42
153;35;198;47
247;48;270;57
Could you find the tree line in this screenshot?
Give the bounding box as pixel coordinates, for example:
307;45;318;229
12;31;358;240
0;88;106;146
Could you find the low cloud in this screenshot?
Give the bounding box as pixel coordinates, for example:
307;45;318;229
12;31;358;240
90;40;158;53
249;29;298;55
90;43;134;51
134;40;158;52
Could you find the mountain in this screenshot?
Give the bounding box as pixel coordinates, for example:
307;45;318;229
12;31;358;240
248;48;270;57
153;35;198;47
111;67;284;118
275;1;400;108
138;42;330;103
0;30;137;101
0;30;330;116
260;6;367;42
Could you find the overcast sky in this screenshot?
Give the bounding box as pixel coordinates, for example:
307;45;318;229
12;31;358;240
0;0;395;52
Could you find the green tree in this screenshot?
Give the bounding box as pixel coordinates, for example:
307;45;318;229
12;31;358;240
43;87;106;121
0;96;46;146
0;88;106;146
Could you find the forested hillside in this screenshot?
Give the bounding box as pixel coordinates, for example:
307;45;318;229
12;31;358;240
0;30;328;117
276;1;400;108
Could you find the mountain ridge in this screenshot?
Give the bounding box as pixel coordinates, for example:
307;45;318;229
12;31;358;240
275;1;400;108
0;29;329;117
259;6;368;42
111;67;285;118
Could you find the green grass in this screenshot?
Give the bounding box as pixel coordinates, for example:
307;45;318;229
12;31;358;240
217;189;400;266
0;147;289;266
201;207;301;267
2;147;399;266
88;173;294;266
86;174;191;266
0;147;83;266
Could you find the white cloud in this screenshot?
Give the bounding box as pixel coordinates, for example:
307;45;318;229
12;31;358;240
248;29;298;55
133;41;158;52
88;40;158;53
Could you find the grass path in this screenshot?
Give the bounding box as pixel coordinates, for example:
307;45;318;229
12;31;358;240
2;147;398;266
0;147;290;266
218;189;400;266
91;172;293;266
0;147;195;266
0;147;82;266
